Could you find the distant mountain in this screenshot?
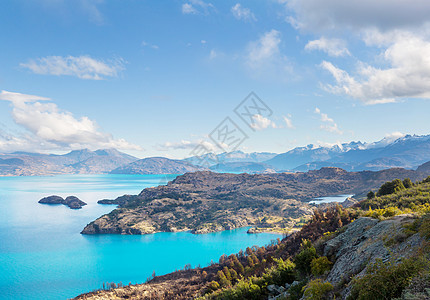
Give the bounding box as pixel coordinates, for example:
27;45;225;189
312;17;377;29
110;157;206;175
0;149;138;176
265;141;366;171
417;161;430;174
185;150;277;167
210;162;276;174
266;134;430;172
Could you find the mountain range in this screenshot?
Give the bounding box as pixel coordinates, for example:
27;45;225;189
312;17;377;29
2;134;430;175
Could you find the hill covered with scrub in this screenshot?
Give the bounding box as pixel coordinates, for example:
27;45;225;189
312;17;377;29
81;167;427;235
77;176;430;300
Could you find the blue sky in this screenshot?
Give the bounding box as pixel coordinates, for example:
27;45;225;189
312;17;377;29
1;0;430;158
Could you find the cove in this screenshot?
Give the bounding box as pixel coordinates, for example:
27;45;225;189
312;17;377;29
0;174;282;300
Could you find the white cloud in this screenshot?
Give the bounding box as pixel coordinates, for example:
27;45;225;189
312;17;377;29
245;30;292;79
283;0;430;33
209;49;218;60
282;0;430;103
314;107;343;134
251;114;277;131
142;41;159;50
321;32;430;104
231;3;256;22
283;115;295;129
247;30;281;65
158;139;217;152
182;3;196;14
305;37;350;57
0;90;141;152
182;0;215;15
20;55;124;80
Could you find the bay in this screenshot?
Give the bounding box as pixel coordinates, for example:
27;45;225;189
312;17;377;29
0;174;282;300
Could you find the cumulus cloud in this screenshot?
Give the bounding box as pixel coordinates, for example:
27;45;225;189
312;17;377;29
282;0;430;103
305;37;350;57
231;3;256;22
0;90;141;152
182;0;215;15
251;114;277;130
314;107;343;134
20;55;124;80
321;32;430;104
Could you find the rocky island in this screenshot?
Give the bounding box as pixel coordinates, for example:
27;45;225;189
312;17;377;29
81;166;425;235
39;195;87;209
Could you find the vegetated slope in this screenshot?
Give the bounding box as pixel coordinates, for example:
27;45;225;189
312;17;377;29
81;166;427;236
76;177;430;300
110;157;206;175
0;149;138;176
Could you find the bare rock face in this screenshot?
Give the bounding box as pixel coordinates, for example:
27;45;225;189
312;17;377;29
38;195;87;209
323;214;424;299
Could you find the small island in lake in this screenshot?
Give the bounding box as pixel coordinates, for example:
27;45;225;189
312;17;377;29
38;195;87;209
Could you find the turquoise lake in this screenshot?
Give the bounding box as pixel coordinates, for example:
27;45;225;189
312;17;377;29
0;174;283;300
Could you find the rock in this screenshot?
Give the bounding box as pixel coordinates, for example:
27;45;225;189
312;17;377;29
247;227;258;234
64;196;87;209
323;214;423;298
38;195;86;209
38;195;64;204
341;197;358;207
267;284;279;294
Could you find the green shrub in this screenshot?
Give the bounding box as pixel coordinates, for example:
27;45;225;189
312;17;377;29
349;256;428;300
418;214;430;240
310;256;333;276
303;279;333;300
377;179;405;197
294;240;318;276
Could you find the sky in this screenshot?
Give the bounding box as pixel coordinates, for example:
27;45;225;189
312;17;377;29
1;0;430;159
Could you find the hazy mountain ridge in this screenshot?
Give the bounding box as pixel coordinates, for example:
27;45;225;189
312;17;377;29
267;134;430;172
110;157;206;175
0;149;138;176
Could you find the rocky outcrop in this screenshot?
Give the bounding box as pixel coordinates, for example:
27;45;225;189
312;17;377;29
322;214;424;298
39;195;87;209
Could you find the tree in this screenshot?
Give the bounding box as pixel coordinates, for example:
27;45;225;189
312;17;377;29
367;191;375;199
377;179;405;196
294;239;318;276
217;270;231;287
403;178;413;188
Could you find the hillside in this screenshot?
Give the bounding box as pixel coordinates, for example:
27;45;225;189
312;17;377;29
76;178;430;300
110;157;206;175
81;166;427;235
0;149;138;176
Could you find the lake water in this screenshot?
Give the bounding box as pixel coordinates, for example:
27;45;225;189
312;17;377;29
309;194;354;204
0;174;282;300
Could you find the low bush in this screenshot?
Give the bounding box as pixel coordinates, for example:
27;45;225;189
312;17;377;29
303;279;333;300
348;256;428;300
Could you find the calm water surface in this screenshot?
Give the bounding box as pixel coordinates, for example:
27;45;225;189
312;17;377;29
0;174;282;300
309;194;354;204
